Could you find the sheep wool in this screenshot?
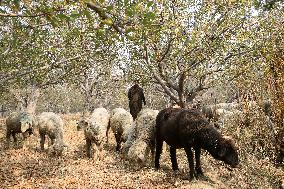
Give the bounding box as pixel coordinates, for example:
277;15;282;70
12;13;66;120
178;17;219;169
6;111;35;147
38;112;65;156
125;108;159;164
108;108;133;151
78;107;110;158
84;108;110;144
155;107;239;180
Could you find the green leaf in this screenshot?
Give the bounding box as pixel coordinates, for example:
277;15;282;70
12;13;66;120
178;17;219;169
83;10;92;20
57;13;70;21
145;12;155;20
70;11;81;19
97;29;105;37
46;15;58;27
106;5;113;11
124;0;129;5
102;18;113;25
12;0;20;12
147;1;154;8
126;8;135;17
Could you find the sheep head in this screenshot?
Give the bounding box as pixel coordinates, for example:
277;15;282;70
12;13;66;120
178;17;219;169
216;136;239;168
21;121;33;139
128;140;148;164
77;119;89;131
21;120;33;132
48;143;64;156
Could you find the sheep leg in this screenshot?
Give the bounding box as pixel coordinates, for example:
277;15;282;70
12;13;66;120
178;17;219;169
155;140;163;169
96;144;103;160
86;138;93;158
170;147;179;171
114;132;122;151
40;133;45;150
22;131;29;140
194;147;204;176
6;130;11;148
185;147;195;180
106;122;110;144
150;144;155;165
276;152;284;165
50;138;55;146
12;132;17;145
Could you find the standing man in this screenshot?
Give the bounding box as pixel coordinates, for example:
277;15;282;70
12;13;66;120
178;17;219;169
128;82;146;120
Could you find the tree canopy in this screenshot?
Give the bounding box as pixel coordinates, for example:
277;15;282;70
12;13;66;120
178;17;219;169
1;0;283;108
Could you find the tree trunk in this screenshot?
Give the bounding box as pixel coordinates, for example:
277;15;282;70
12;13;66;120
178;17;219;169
11;86;40;114
26;87;40;114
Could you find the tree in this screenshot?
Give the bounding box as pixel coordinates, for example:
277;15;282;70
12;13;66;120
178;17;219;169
1;0;283;110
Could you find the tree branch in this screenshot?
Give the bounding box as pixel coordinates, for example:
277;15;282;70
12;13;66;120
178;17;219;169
0;8;65;18
1;53;87;84
143;38;179;103
157;62;179;91
86;2;125;35
177;72;186;107
157;37;174;63
152;72;179;103
0;12;46;17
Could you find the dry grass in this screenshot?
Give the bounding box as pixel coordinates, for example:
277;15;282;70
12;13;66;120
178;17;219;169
0;114;283;189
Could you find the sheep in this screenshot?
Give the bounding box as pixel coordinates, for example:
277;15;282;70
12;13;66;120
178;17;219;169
155;107;239;180
202;102;242;128
107;108;133;151
201;105;215;122
37;112;66;156
201;105;223;128
121;121;137;156
6;111;35;147
215;102;240;111
122;108;159;164
77;107;110;158
215;109;243;128
276;128;284;165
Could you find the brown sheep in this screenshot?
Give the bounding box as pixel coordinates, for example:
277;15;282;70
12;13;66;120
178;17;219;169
276;128;284;165
155;107;239;180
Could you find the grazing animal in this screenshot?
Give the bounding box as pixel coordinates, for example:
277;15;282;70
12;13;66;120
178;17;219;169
276;128;284;165
263;100;272;117
38;112;66;156
107;108;133;151
6;111;34;147
155;107;239;180
122;108;159;164
128;84;146;120
201;105;215;122
77;108;110;158
202;102;241;128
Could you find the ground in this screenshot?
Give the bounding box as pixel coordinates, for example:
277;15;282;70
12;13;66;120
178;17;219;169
0;114;283;189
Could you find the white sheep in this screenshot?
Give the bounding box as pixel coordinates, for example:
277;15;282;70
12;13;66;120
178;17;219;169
107;108;133;151
77;107;110;158
122;108;159;164
37;112;66;156
6;111;35;147
215;102;240;111
217;109;243;128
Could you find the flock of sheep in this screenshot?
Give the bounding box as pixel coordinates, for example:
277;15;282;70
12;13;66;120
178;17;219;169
5;108;160;163
4;103;241;180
